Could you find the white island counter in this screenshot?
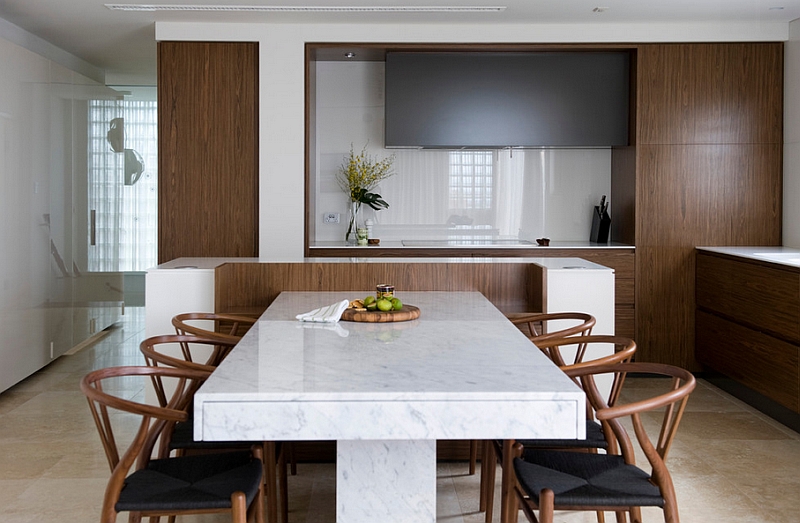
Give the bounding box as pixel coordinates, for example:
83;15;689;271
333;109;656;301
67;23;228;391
146;256;616;337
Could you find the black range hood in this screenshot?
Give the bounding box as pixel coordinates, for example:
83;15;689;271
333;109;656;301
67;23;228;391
384;51;631;149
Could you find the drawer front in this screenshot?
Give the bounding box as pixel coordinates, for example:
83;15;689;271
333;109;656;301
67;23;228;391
696;252;800;343
696;310;799;412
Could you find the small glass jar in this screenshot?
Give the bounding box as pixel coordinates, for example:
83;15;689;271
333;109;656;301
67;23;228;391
356;227;369;245
376;284;394;299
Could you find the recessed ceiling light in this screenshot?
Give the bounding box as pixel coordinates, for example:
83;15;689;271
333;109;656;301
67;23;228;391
592;6;609;13
105;4;507;13
769;6;785;10
344;52;356;58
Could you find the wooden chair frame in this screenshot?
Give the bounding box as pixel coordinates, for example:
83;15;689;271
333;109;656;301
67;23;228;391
482;335;636;523
512;362;696;523
173;312;298;477
509;312;596;345
172;312;258;343
140;334;288;523
474;313;597;481
81;365;265;523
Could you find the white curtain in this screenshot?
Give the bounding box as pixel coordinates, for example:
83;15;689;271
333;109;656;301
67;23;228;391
87;100;157;271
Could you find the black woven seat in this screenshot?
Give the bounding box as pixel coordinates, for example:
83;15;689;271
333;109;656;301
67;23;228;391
117;451;263;512
516;419;607;450
514;449;663;508
168;418;252;451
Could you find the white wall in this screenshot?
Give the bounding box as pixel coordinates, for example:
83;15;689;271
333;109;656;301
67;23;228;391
155;21;791;260
785;20;800;248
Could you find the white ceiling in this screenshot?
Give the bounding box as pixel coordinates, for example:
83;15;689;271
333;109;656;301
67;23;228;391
1;0;799;83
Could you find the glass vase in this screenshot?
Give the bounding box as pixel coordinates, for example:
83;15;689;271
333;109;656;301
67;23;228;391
346;201;362;245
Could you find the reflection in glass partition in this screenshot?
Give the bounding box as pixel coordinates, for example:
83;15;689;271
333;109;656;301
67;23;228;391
87;88;157;271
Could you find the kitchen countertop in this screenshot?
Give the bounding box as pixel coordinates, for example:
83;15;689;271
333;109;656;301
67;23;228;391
697;246;800;269
150;256;615;271
310;240;633;249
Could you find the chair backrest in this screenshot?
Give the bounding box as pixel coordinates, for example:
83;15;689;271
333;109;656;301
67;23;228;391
536;335;637;449
509;312;596;344
141;334;237;374
80;366;210;521
564;362;696;500
172;312;257;343
140;334;238;457
534;334;635;371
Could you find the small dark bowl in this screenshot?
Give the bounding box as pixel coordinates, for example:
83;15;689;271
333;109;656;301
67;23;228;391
368;238;380;245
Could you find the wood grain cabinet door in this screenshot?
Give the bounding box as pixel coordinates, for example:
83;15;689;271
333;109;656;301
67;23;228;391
158;41;259;263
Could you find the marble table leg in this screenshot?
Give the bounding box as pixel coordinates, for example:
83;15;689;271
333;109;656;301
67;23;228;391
337;439;436;523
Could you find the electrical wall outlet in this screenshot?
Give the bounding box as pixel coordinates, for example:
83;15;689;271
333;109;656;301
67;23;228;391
323;212;340;224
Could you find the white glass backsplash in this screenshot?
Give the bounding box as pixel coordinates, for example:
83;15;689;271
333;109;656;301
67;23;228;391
313;61;612;244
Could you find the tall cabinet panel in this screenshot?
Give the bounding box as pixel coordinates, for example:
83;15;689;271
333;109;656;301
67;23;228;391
157;41;259;263
634;43;783;368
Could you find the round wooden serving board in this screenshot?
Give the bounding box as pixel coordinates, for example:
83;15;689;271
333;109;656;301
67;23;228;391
340;304;420;323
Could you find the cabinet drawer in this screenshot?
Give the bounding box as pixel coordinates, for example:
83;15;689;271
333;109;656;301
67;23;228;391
696;252;800;343
696;310;799;412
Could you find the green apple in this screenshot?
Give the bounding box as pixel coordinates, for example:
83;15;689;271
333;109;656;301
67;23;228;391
376;298;393;312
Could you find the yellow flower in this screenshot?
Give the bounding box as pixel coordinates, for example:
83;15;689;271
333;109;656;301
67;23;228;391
336;144;396;202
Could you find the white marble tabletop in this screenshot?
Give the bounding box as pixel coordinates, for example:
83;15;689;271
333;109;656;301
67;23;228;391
195;291;584;440
194;291;585;523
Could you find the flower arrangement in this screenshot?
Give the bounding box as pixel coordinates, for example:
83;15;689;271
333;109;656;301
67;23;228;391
336;144;396;242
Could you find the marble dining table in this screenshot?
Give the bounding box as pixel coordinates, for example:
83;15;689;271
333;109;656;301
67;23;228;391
194;291;585;523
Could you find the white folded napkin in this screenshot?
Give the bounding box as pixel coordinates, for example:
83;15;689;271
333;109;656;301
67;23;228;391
296;299;350;323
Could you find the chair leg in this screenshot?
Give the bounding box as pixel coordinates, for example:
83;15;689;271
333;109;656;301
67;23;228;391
469;439;478;475
537;489;555;523
232;491;248;523
286;441;297;476
479;440;489;511
501;440;523;523
263;442;279;523
483;442;497;523
278;445;289;523
251;445;267;523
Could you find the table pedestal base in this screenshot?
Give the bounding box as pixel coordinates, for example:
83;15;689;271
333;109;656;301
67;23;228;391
337;439;436;523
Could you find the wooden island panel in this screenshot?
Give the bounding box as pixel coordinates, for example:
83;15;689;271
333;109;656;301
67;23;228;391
306;248;635;340
215;261;546;316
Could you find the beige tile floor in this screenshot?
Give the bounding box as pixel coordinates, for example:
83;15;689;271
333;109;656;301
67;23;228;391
1;308;799;523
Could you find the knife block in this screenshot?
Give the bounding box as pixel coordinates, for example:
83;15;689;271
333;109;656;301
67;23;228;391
590;206;611;243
